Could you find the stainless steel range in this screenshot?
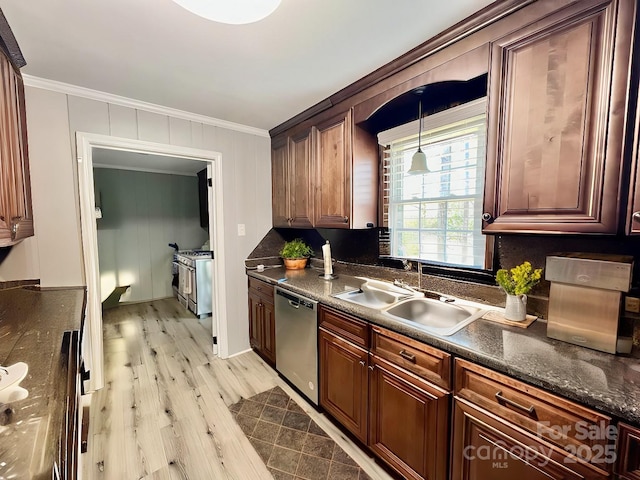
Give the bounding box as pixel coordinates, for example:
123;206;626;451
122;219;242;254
173;250;213;318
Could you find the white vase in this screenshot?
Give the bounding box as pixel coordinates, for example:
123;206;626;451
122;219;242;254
504;293;527;321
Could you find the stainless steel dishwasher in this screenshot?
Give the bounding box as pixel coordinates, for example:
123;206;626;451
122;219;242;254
275;287;318;405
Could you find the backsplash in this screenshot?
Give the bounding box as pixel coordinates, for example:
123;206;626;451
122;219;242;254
251;228;640;318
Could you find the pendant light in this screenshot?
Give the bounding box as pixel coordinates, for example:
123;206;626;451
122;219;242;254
408;89;430;175
172;0;281;25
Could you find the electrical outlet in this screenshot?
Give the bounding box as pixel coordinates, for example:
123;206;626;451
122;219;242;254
237;224;246;236
625;296;640;313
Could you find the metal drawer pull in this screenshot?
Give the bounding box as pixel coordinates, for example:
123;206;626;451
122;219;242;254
398;349;416;363
495;391;536;416
359;360;366;367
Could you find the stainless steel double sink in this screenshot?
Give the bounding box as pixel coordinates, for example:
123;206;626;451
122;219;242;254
332;277;488;336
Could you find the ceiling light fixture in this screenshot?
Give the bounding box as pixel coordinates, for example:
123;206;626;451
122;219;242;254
172;0;282;25
407;88;430;175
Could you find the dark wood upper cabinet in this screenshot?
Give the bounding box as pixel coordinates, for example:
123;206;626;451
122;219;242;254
271;128;314;228
627;81;640;235
271;108;378;230
314;109;378;229
314;110;353;228
271;136;289;227
0;47;33;246
288;128;314;228
483;0;636;234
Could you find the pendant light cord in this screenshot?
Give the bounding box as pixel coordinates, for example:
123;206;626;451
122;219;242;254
417;99;423;150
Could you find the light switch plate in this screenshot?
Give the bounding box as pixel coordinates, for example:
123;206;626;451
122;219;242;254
625;296;640;313
237;224;246;236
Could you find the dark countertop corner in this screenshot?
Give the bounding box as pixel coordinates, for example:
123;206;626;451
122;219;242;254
0;286;85;479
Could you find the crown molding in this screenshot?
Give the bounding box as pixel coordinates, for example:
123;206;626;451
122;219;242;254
22;74;270;138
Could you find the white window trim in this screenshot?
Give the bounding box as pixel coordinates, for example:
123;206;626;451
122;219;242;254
378;97;488;269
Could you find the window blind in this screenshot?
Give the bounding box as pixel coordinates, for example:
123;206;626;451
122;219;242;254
378;98;487;269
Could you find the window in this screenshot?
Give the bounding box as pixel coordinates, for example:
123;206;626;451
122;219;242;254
378;98;488;269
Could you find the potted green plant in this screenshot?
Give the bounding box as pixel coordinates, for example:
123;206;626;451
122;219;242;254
279;238;314;270
495;261;543;321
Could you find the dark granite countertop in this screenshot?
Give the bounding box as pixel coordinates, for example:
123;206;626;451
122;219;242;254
0;286;85;479
248;266;640;426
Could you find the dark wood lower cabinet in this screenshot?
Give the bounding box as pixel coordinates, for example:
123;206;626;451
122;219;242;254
247;280;275;366
369;355;449;480
451;397;609;480
319;328;368;443
617;423;640;480
58;330;81;480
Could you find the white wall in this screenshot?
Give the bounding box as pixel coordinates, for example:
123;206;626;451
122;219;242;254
94;168;208;303
0;84;272;357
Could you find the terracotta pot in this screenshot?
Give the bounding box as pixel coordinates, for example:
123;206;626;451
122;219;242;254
283;257;308;270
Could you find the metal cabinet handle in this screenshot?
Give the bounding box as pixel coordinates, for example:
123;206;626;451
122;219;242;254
368;365;374;371
343;216;349;223
482;212;492;222
359;360;366;367
633;212;640;222
495;390;536;416
10;216;22;239
398;349;416;363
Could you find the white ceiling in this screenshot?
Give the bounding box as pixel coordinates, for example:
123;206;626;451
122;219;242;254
1;0;494;131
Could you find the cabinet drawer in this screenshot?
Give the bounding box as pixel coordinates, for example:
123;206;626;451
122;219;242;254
319;306;369;348
455;358;613;468
371;326;451;390
248;277;274;300
616;423;640;480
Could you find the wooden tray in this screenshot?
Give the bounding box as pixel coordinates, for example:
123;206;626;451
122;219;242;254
481;310;537;328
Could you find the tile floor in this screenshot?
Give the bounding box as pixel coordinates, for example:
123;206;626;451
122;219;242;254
230;386;372;480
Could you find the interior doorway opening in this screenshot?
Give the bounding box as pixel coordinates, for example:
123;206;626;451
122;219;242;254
76;132;228;392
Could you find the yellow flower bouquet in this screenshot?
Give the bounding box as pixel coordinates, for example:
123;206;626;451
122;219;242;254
495;261;543;296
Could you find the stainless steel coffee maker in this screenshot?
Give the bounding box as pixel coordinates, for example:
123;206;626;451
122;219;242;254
545;253;634;354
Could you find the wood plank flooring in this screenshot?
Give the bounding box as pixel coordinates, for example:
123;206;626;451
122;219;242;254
83;298;394;480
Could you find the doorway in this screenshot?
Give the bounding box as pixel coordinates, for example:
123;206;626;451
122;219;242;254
76;132;228;392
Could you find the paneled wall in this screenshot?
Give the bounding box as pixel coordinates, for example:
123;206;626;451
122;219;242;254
94;168;207;303
0;85;272;357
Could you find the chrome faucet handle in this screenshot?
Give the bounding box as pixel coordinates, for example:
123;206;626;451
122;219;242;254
393;279;422;295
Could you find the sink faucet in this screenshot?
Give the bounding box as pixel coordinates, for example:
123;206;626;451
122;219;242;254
393;279;422;295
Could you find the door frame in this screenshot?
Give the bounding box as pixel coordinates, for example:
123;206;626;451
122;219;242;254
76;132;228;392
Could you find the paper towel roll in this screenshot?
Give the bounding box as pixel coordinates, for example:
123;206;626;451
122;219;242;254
322;241;333;276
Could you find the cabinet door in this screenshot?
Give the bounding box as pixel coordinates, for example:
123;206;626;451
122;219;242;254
271;136;290;227
369;355;449;480
314;110;352;228
628;80;640;234
248;290;263;351
288;129;314;228
616;423;640;480
629;142;640;234
451;398;609;480
483;0;635;234
319;328;368;443
261;298;276;366
0;51;33;246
